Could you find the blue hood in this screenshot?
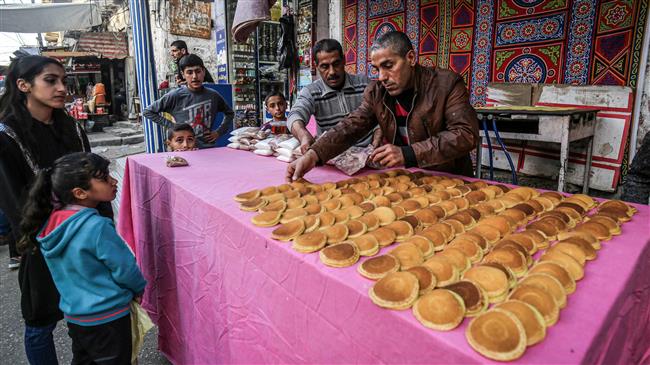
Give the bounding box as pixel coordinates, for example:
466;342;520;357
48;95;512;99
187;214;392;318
39;208;97;259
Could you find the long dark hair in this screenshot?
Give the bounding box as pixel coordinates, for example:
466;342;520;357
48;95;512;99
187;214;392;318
0;55;82;156
19;152;110;253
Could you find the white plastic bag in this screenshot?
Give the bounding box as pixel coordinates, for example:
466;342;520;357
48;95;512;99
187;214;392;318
278;137;300;150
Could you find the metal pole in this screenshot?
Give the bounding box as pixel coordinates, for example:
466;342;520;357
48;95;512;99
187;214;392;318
129;0;165;153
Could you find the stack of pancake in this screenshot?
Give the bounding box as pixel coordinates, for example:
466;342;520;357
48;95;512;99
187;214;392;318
234;170;638;361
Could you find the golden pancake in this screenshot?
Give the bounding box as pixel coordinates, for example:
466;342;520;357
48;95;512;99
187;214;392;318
539;251;584;281
485;184;505;198
277;184;293;193
385;221;415;242
538;215;568;232
428;223;454;243
599;199;635;217
369;227;397;247
389;242;424;270
503;233;537;255
521;229;549;250
558;238;597;260
496;300;546;347
331;210;350;225
463;266;510;303
540;210;574;228
302;195;319;205
413;289;466;331
358;254;400;280
280;208;308;224
484;247;528;278
450;197;470;211
423;256;459;286
529;262;576;295
508;187;536;201
539;191;564;204
456;184;472;196
478;216;512;237
404;235;435;259
350;234;380;256
509;285;559;327
426;194;443;205
554;206;583;223
564;197;590;212
414;208;439;227
466;309;527;361
302;203;323;216
400;215;421;231
509;203;536;220
369;271;419;310
500;208;528;228
387;192;404;205
408;187;427;197
439;247;471;273
302;215;320;233
271;219;306;241
493;240;532;267
391;206;407;220
596;207;631;223
444;280;488;317
556;231;601;250
265;192;285;203
485;199;506;213
449;239;483;263
239;197;268;212
465;207;482;221
234;189;261;202
428;205;447;219
499;196;523;209
292;231;327;253
526;220;559;240
466;190;488;205
372;206;397;226
260;186;280;196
398;199;421;214
407;266;437;295
358;214;380;231
321;223;349;244
453;233;488;252
548;242;586;265
574;221;611;241
260;200;287;213
413;196;431;210
470;225;502;246
372;195;392;208
571;193;597;209
286;197;307;210
343;205;364;219
557;202;586;216
419;229;447;251
482;262;517;289
346;220;368;238
438;200;459;217
322;199;341;211
443;219;466;237
469;180;489;190
319;242;360;268
585;215;621;235
251;210;282;227
314;191;332;203
532;197;555;212
447;188;464;199
520;273;567;309
321;182;336;191
359;202;376;213
317;211;336;228
447;212;476;229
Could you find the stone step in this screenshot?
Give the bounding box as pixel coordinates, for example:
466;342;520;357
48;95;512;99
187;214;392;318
103;127;142;137
114;121;141;129
89;132;145;147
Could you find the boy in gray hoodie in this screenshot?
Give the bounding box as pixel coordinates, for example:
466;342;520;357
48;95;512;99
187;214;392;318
144;54;234;148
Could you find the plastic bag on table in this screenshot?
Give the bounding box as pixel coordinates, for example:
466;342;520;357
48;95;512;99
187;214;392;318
330;145;375;176
130;301;154;364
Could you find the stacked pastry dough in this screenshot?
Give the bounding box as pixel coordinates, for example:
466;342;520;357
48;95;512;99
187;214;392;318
234;170;637;362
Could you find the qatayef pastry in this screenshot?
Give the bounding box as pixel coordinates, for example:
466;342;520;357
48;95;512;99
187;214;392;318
406;266;437;295
509;285;559;327
369;271;419;310
358;254;400;280
413;289;466;331
466;309;527;361
292;231;327;253
463;265;509;304
444;280;488;317
271;219;305;241
496;300;546;347
319;242;360;268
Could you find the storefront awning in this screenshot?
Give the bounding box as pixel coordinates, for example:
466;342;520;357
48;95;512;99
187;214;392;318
0;3;102;32
76;32;129;59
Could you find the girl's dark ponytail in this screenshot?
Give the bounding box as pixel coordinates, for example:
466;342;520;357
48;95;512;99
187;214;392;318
18;168;55;253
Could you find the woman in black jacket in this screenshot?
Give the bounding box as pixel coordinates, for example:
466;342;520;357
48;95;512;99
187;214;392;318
0;55;111;364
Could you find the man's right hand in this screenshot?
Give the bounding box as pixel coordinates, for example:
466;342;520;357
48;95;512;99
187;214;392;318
298;135;315;155
286;149;319;182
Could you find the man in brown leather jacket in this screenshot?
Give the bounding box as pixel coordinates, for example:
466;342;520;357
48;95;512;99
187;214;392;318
286;31;479;182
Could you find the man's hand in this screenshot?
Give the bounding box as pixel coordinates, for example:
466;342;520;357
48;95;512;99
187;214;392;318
370;144;405;168
298;134;315;155
203;131;219;143
286;149;319;182
175;74;186;86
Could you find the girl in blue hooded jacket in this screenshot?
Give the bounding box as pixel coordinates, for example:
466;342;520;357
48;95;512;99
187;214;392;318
20;152;146;365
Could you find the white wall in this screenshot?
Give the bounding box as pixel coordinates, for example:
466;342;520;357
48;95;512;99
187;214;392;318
148;0;218;85
638;53;650;148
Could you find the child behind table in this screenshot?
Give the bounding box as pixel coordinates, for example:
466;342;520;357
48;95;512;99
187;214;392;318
263;92;289;134
166;123;197;152
20;152;146;364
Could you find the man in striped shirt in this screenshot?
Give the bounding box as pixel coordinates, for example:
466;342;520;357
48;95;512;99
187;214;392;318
287;39;382;154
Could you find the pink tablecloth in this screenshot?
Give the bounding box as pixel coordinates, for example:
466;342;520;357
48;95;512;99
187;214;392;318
117;148;650;365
